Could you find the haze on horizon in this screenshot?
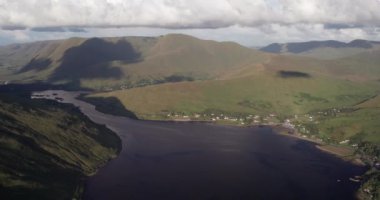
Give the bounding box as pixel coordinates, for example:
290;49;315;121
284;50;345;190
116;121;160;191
1;0;380;46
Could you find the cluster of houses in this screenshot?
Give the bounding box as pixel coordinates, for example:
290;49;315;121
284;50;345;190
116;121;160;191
166;112;283;126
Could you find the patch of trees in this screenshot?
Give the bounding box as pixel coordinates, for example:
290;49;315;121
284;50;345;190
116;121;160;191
355;141;380;158
360;170;380;200
238;100;273;109
296;92;329;103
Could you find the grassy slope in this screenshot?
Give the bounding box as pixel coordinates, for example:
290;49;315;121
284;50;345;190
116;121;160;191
0;94;121;199
314;95;380;143
318;108;380;143
77;34;269;90
118;34;267;79
0;34;269;90
0;36;153;84
88;47;380;143
1;35;379;90
0;38;87;81
91;71;379;119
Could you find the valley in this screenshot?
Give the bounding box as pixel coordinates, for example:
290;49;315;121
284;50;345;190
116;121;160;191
31;90;368;200
0;34;379;199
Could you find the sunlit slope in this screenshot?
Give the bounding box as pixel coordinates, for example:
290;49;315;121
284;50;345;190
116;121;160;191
356;95;380;109
91;71;379;119
90;45;380;119
312;94;380;143
257;52;380;83
0;36;158;85
118;34;268;81
328;49;380;81
2;34;379;90
0;38;87;81
0;34;269;90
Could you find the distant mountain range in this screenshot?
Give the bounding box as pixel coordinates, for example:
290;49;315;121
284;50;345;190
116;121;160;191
2;35;380;91
260;39;380;59
0;34;268;89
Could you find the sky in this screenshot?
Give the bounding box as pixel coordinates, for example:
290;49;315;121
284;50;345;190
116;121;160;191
1;0;380;47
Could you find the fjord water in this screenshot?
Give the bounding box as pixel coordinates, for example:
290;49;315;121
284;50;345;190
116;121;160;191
34;91;366;200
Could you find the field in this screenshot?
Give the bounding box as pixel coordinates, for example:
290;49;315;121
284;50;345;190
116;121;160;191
90;73;379;120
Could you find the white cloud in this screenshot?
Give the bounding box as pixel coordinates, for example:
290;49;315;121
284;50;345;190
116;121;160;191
1;0;380;46
2;25;379;47
1;0;380;28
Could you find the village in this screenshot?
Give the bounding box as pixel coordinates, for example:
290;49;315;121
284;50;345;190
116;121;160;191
163;107;358;146
165;108;380;174
165;111;281;125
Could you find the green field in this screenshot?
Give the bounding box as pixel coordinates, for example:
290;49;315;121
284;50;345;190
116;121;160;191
90;72;379;119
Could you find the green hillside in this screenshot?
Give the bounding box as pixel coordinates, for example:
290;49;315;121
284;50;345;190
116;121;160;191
1;34;380;199
1;34;380;144
2;34;378;90
0;34;268;90
82;41;380;147
0;93;121;199
90;71;379;120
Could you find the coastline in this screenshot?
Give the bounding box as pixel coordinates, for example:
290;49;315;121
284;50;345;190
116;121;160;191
35;89;369;167
272;125;366;166
32;90;369;200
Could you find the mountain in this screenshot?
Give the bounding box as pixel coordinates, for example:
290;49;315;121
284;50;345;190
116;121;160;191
2;34;379;91
260;39;380;60
0;34;268;90
1;34;379;198
1;34;380;121
78;38;380;144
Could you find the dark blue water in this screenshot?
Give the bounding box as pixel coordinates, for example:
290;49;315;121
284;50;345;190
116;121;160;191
34;91;367;200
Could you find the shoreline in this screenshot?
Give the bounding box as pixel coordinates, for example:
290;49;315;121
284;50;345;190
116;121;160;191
38;89;369;166
31;90;370;199
272;125;366;166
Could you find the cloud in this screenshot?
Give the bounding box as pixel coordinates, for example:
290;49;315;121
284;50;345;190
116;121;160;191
1;0;380;46
323;24;364;30
30;26;87;32
67;27;87;33
31;27;66;32
1;25;26;31
3;25;379;47
0;0;380;29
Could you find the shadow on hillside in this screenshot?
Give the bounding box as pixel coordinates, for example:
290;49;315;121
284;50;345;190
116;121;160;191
78;95;138;119
47;38;142;87
19;58;52;73
278;70;311;78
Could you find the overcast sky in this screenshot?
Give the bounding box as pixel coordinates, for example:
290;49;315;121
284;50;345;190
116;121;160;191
1;0;380;46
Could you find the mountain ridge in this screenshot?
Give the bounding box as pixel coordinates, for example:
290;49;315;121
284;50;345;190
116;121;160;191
0;34;379;90
260;39;380;60
0;34;268;90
